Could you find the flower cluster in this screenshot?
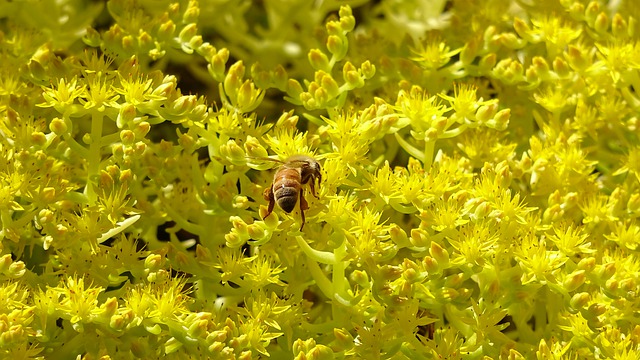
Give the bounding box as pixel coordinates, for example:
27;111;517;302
1;0;640;359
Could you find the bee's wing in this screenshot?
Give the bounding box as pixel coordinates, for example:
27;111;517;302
246;156;285;170
282;159;311;169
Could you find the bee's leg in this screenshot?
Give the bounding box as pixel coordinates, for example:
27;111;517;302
263;186;275;218
299;191;309;230
309;179;319;199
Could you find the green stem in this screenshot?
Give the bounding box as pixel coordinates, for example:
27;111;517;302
306;256;335;301
86;111;104;205
423;139;435;170
394;132;424;163
332;242;350;311
295;235;335;264
61;113;89;159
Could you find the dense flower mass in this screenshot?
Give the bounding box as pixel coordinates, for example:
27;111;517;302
1;0;640;359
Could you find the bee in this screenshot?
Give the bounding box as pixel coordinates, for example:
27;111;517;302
262;155;322;230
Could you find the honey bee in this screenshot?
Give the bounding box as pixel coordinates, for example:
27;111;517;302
262;155;322;230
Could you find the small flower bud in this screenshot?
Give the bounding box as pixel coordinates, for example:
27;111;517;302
55;224;68;236
272;65;288;90
117;104;136;129
158;20;176;39
152;82;176;98
569;292;590;310
133;141;146;156
586;303;607;318
121;35;134;50
513;18;533;41
594;12;609;34
628;193;640;213
260;205;279;229
429;241;450;268
308;49;330;72
432;116;448;132
476;103;498;123
208;342;225;353
313;87;328;105
473;200;492;220
237;80;262;111
220;139;245;165
8;261;25;278
320;74;340;99
342;62;358;86
28;59;46;81
209;48;229;81
284;74;303;97
49;117;67;134
145;254;164;271
576;257;595;272
379;265;402;280
479;53;497;72
43;235;53;250
550;200;573;224
445;273;465;288
423;256;439;274
532;56;550;79
563;270;586;292
361;60;375;79
0;254;12;272
293;338;315;355
566;45;590;71
552;57;570;78
490;108;510;131
389;224;409;246
339;5;355;31
441;288;458;300
229;216;248;235
605;278;619;293
326;35;345;57
120;130;135;145
246;223;268;241
31;131;46;146
333;328;353;350
138;31;153;49
325;21;341;35
102;297;118;318
172;95;196;115
307;344;334;360
402;259;421;282
585;2;600;25
251;63;270;90
620;278;635;292
224;60;244;99
525;66;539;84
183;4;199;23
424;128;439;142
188;320;208;338
460;39;479;65
500;32;524;49
128;339;150;358
134;121;150;138
596;262;616;281
224;231;243;248
244;136;268;159
410;228;429;247
83;27;101;47
41;187;56;203
350;270;369;287
628;16;637;38
179;23;198;43
38;209;54;224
